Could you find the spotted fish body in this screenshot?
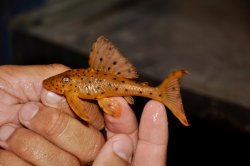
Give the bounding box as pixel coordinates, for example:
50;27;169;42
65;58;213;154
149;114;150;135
46;68;162;102
43;36;189;129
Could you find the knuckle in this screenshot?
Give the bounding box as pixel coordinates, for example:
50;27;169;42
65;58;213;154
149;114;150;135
8;128;38;159
0;150;24;166
78;133;105;162
63;156;80;166
0;150;11;163
43;110;70;137
7;127;79;166
1;151;37;165
13;129;33;154
48;64;70;72
46;149;80;166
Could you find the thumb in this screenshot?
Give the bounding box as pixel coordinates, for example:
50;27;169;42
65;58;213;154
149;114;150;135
40;65;74;116
93;134;133;166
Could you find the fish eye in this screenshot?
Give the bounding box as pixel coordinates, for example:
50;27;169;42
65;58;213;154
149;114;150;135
62;77;70;83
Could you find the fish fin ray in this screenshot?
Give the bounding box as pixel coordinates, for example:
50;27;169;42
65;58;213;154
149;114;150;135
98;97;121;117
124;96;134;105
89;36;138;78
157;70;190;126
65;92;104;129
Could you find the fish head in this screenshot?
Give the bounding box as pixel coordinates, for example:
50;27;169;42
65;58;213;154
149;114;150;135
43;70;77;95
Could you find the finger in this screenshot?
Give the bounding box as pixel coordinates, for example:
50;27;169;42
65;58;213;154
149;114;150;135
104;97;138;147
0;90;19;105
0;102;22;125
93;134;133;166
133;100;168;166
0;124;80;166
0;149;32;166
18;102;105;163
0;64;69;102
40;89;74;117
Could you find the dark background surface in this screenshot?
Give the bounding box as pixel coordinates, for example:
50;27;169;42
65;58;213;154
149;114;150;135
2;0;250;165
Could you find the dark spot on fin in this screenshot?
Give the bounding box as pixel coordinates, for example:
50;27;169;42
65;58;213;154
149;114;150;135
88;36;139;79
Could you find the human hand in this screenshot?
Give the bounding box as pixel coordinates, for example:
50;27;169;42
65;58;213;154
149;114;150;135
0;65;105;165
93;97;168;166
0;65;168;166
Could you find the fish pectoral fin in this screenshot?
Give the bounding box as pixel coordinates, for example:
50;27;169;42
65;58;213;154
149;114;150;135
98;98;121;117
124;96;134;105
65;93;90;121
65;92;104;129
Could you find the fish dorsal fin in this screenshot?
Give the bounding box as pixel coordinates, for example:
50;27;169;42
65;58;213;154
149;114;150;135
89;36;138;79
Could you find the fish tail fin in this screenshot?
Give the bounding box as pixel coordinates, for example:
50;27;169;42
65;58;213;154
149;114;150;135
157;70;190;126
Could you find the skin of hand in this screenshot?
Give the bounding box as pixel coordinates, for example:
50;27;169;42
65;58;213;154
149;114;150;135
0;64;169;166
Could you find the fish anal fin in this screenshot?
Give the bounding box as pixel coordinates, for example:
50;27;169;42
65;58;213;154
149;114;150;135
65;92;104;129
157;70;190;126
98;97;121;117
124;96;134;105
89;36;138;79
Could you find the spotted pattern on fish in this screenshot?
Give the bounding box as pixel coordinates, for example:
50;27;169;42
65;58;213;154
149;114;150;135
43;36;190;127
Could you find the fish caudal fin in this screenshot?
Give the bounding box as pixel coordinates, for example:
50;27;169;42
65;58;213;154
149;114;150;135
157;70;190;126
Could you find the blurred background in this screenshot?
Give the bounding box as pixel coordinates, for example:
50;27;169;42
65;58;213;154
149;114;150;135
1;0;250;165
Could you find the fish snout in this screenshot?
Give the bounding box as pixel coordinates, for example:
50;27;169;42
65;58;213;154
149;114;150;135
43;78;53;90
42;77;64;94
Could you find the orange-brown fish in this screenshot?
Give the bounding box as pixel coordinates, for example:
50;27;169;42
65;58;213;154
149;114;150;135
43;36;189;129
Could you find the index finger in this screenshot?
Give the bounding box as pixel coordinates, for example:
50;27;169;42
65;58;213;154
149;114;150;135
104;97;138;147
133;100;168;166
0;64;70;103
0;64;71;126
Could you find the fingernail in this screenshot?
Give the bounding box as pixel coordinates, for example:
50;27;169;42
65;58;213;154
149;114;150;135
113;138;133;162
20;103;39;121
45;91;63;105
0;125;16;141
144;100;167;124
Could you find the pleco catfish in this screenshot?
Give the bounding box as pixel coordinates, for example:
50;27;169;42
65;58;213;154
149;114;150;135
43;36;190;129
